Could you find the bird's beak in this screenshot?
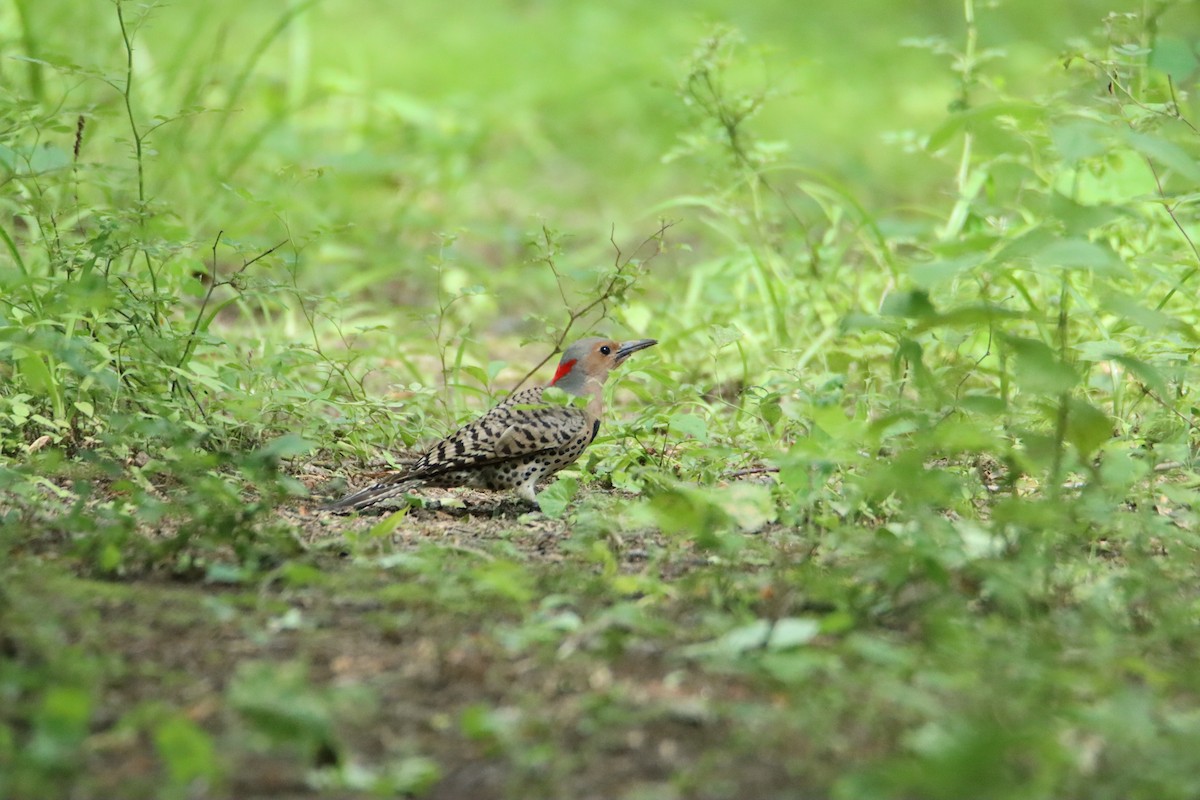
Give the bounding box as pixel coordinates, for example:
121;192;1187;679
614;338;658;364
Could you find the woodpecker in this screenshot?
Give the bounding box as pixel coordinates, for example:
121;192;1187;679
324;337;657;512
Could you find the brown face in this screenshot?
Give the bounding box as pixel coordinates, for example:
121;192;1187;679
575;340;624;379
551;337;657;388
582;338;657;373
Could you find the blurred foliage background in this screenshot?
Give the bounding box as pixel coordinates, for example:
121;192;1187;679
12;0;1176;292
4;1;1200;798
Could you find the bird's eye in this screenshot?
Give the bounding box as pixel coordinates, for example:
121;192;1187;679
600;345;611;356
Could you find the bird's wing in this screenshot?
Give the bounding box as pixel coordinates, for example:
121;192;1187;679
323;399;590;512
409;403;590;478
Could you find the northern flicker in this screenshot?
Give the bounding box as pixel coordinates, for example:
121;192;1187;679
323;336;657;513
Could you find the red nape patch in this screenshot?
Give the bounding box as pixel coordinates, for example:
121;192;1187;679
550;359;578;385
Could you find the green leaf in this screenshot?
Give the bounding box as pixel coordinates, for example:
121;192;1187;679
880;289;937;318
696;620;771;656
646;486;734;549
154;715;220;791
683;616;818;660
767;617;821;650
669;412;709;442
926;100;1043;152
1031;238;1126;276
228;661;331;748
960;394;1007;416
369;509;409;537
1111;354;1168;398
1150;37;1200;78
254;434;315;461
913;303;1024;332
384;755;442;795
1050;120;1110;162
460;704;516;745
486;360;507;381
712;482;777;532
16;350;64;419
840;311;898;332
537;474;577;519
909;254;983;289
28;686;92;768
461;364;490;387
1125;131;1200;183
1101;292;1199;340
1043;192;1124;236
1066;398;1113;457
758;392;783;426
468;560;534;604
1006;337;1078;395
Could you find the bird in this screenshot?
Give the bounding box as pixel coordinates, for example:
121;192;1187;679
323;336;657;513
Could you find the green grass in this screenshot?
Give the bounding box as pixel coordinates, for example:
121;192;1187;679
3;0;1200;798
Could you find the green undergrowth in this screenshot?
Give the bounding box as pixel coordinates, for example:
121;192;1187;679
3;0;1200;798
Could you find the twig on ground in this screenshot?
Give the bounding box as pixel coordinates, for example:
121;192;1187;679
724;466;780;479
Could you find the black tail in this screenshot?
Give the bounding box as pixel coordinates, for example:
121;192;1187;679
322;477;419;514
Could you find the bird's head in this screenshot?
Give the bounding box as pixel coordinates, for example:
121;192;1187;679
549;336;657;396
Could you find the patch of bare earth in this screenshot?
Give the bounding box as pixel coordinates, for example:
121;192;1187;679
10;487;814;800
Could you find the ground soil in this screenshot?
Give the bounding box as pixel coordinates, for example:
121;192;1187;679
6;486;810;800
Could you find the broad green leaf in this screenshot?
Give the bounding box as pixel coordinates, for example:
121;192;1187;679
810;403;865;440
646;486;737;550
1050;120;1110;162
669;412;709;442
1150;37;1200;77
758;393;783;426
165;365;230;393
840;311;897;332
383;756;442;795
713;482;776;532
486;360;507;381
460;704;516;743
468;560;534;604
228;661;331;746
693;620;771;656
1006;337;1078;395
909;254;983;289
684;617;819;660
880;289;937;318
767;617;821;650
369;509;409;537
254;434;315;461
154;715;220;790
537;474;577;519
913;303;1024;332
1111;354;1169;398
16;351;60;404
1102;292;1199;341
1067;398;1113;457
29;686;92;766
960;394;1007;416
1031;238;1126;276
1044;192;1125;236
994;226;1056;264
869;412;921;442
1073;340;1124;361
708;323;743;348
893;338;940;400
460;364;491;387
926;100;1043;152
1125;131;1200;183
